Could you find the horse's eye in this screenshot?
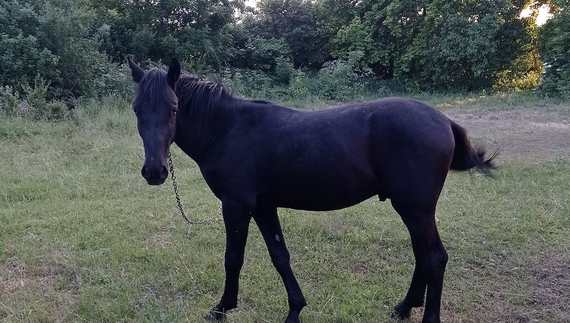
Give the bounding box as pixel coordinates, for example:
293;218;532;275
132;107;138;116
172;107;179;115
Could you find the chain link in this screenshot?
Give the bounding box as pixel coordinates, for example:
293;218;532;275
168;152;221;224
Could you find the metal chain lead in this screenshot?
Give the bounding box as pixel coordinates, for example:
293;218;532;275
168;152;221;224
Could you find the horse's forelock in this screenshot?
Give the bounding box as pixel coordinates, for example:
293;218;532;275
134;69;178;107
139;69;168;94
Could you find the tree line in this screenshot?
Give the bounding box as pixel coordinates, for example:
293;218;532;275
0;0;569;112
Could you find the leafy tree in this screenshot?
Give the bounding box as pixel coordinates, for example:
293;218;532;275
0;1;56;95
401;0;542;91
91;0;242;71
37;0;117;98
236;36;292;69
494;15;543;91
538;0;570;98
321;0;542;91
315;0;359;42
0;0;123;101
239;0;324;69
0;33;59;95
330;17;379;72
0;0;42;37
417;0;507;90
325;0;429;78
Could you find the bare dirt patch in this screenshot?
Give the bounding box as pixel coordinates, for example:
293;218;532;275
443;108;570;160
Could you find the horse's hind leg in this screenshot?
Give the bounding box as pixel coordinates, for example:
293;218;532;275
253;207;307;323
390;197;448;323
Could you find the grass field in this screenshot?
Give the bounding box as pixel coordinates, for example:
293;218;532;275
1;95;569;323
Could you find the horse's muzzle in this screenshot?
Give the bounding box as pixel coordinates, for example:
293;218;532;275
141;164;168;185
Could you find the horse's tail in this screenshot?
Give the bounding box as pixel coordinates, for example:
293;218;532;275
450;120;497;176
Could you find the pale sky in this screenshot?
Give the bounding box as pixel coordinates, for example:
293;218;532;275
529;5;553;26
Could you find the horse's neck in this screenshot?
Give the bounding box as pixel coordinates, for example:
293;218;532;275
174;97;233;161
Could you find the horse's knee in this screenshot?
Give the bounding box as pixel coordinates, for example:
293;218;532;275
288;293;307;309
270;250;291;270
225;249;245;271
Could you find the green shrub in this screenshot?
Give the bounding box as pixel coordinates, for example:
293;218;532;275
0;80;69;120
0;86;21;116
25;79;50;120
312;60;365;102
287;69;311;100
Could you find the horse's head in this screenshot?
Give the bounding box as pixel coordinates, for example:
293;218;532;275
128;58;181;185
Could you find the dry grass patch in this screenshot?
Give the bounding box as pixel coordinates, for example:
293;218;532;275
2;258;27;295
443;106;570;160
526;249;570;322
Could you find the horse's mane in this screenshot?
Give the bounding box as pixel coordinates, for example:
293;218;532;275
176;72;234;114
174;72;237;135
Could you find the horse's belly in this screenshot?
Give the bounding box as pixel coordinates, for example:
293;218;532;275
270;178;380;211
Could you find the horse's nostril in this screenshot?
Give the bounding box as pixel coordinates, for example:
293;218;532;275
141;164;168;185
161;165;168;180
141;166;149;179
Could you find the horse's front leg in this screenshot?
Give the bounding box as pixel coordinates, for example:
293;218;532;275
253;207;307;323
206;200;252;321
393;257;427;319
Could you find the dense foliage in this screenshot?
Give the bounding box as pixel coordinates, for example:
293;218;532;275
538;0;570;99
0;0;566;118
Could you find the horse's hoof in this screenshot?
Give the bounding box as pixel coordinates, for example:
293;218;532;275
205;309;225;322
420;314;441;323
392;302;412;320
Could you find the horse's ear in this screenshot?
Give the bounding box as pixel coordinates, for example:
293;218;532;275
167;58;181;88
127;57;145;83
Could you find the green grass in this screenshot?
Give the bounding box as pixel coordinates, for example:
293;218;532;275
1;96;569;323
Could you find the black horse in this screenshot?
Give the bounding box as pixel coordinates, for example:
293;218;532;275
127;58;495;323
